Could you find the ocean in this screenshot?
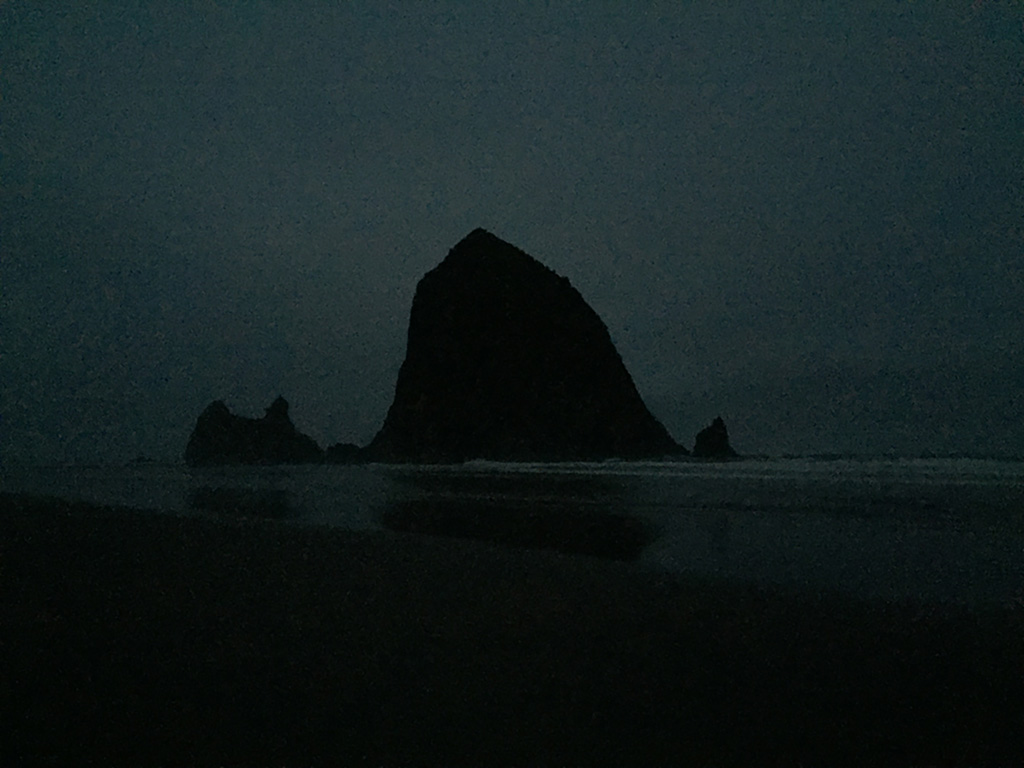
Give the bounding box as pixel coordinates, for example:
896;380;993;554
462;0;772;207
3;457;1022;606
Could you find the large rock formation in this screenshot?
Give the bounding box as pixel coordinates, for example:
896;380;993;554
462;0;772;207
368;228;682;462
692;416;738;459
184;396;323;466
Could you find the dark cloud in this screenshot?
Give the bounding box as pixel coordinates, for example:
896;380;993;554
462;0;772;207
3;2;1022;462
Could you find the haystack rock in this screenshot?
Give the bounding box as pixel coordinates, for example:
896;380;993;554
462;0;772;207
368;228;683;462
184;396;323;466
692;416;738;459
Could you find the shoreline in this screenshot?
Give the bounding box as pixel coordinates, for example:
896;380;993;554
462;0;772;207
3;492;1022;764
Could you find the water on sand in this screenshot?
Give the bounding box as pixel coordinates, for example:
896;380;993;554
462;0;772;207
3;457;1022;605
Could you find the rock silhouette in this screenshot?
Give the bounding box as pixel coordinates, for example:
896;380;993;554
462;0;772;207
184;396;323;466
325;442;368;464
692;416;738;459
368;228;682;462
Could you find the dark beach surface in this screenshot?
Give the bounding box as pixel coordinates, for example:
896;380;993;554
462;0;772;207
2;492;1022;765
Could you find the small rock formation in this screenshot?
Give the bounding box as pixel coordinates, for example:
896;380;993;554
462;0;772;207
184;396;323;466
325;442;368;464
692;416;738;459
367;228;683;462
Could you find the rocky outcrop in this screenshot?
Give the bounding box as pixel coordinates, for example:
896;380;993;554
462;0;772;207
325;442;368;464
692;416;738;459
184;396;323;466
368;228;683;462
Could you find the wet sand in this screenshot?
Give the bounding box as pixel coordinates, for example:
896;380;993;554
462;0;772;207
2;492;1022;765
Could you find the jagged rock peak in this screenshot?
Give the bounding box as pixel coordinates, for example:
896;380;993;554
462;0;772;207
265;395;289;419
692;416;738;459
184;397;323;466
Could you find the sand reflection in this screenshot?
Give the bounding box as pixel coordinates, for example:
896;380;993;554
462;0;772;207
381;469;654;560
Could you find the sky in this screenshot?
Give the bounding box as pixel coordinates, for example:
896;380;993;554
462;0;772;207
3;1;1023;463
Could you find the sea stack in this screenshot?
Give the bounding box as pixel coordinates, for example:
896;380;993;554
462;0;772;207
368;228;682;462
184;396;323;466
692;416;738;459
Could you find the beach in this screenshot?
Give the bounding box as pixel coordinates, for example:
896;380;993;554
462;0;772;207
2;492;1022;765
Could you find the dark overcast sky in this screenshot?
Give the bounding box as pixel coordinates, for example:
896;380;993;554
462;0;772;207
3;2;1023;463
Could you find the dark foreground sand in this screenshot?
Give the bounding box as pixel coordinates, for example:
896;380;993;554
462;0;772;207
2;493;1022;766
